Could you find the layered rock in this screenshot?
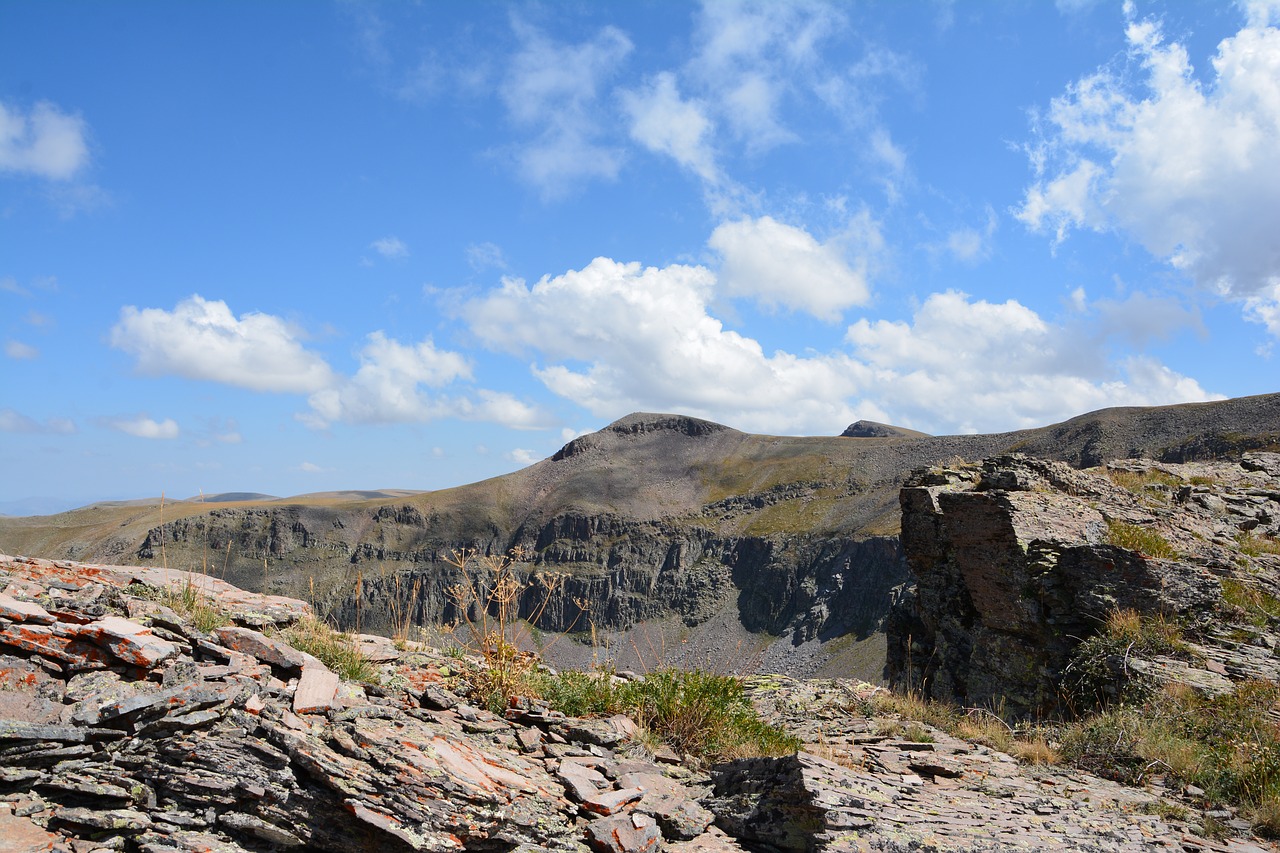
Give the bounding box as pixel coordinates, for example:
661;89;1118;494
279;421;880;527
3;552;1276;851
890;453;1280;716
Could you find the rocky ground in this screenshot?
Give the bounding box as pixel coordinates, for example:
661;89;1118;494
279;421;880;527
3;550;1278;853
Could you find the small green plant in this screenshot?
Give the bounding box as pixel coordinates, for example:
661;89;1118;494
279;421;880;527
1106;520;1178;559
285;616;380;683
616;668;799;760
903;722;933;743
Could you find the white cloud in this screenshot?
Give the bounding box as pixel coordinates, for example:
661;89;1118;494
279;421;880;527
507;448;539;466
941;207;998;264
1018;8;1280;310
371;236;409;259
501;20;632;195
690;1;842;152
845;290;1219;433
110;415;180;440
300;332;547;430
467;241;507;271
464;256;871;434
0;409;75;435
464;254;1217;437
110;295;335;393
620;72;720;185
0;101;89;181
1245;282;1280;336
296;461;327;473
708;215;876;320
5;340;37;360
304;331;471;426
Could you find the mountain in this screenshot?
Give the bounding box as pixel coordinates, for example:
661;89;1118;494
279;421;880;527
2;394;1278;681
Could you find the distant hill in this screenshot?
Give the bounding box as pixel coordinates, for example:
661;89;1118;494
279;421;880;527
2;393;1277;680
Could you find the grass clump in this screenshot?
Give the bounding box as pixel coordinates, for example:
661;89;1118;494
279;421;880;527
521;666;797;761
1222;578;1280;628
616;668;799;760
1106;519;1178;559
126;579;231;633
1064;609;1189;708
1237;533;1280;559
285;616;380;684
1059;680;1280;834
1107;467;1184;499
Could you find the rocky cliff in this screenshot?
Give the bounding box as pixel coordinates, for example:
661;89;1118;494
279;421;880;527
3;395;1279;681
890;451;1280;717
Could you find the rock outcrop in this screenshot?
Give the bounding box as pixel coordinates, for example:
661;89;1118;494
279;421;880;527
891;452;1280;716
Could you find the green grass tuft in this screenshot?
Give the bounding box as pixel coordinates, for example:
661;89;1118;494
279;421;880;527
1106;519;1178;559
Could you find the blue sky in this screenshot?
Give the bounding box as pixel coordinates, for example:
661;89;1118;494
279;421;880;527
2;0;1278;514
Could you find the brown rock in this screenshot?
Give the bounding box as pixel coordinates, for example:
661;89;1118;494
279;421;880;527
586;812;662;853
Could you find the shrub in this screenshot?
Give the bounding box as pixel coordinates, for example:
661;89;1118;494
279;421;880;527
1064;609;1188;709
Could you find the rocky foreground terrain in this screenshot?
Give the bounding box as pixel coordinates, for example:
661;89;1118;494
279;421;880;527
5;439;1280;853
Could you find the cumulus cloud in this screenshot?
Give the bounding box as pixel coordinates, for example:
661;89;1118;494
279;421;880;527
109;415;180;440
507;448;540;466
709;215;877;320
5;340;38;360
0;101;89;181
371;236;409;259
0;409;75;435
110;295;335;393
846;290;1218;433
304;331;470;426
1246;283;1280;337
500;20;632;195
464;256;868;434
463;254;1217;436
301;332;548;430
1018;7;1280;309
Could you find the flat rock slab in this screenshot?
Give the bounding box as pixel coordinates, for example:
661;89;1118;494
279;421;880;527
70;616;179;668
0;592;55;624
0;806;62;853
213;626;316;671
293;665;340;715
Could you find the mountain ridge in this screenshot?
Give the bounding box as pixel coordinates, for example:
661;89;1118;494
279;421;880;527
1;393;1277;680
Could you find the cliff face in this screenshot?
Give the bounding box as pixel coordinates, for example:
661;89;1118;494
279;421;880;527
891;452;1280;716
4;396;1280;681
127;502;907;677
